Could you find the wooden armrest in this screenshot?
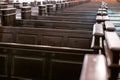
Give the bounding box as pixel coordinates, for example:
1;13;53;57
91;36;103;49
93;23;104;36
104;21;115;31
105;31;120;51
80;54;108;80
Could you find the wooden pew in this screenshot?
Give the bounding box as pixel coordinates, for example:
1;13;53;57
0;26;92;49
13;2;20;9
29;2;99;17
104;40;120;80
32;16;96;23
60;2;100;11
51;12;96;17
104;21;115;31
98;8;107;11
104;31;120;80
16;19;93;30
103;15;110;21
80;54;108;80
0;2;7;9
96;15;110;22
0;42;94;80
97;11;107;15
0;8;16;26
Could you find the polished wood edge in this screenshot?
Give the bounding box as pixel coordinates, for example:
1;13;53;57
80;54;108;80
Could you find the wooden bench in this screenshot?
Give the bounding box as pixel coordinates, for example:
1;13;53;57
51;12;96;17
97;11;107;15
31;16;96;23
0;2;8;9
0;42;94;80
96;16;103;22
91;23;104;53
0;8;16;26
104;21;115;31
98;8;107;11
47;4;98;17
103;15;110;21
16;19;93;30
0;26;92;49
96;15;110;22
80;54;108;80
104;31;120;80
104;40;120;80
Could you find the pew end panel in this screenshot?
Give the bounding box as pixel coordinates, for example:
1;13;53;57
104;31;120;80
91;23;104;54
80;54;108;80
103;40;120;80
104;21;115;31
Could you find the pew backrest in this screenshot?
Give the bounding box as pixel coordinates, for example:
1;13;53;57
0;26;92;49
16;19;93;30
